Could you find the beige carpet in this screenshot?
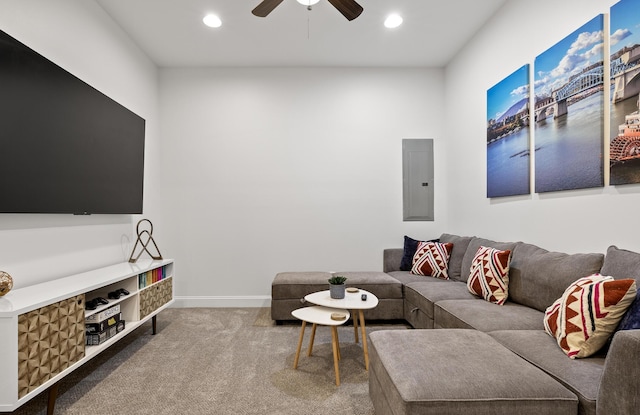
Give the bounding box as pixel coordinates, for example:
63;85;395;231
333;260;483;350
252;306;277;327
10;308;408;415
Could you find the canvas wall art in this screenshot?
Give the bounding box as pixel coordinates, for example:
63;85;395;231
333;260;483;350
533;15;605;193
610;0;640;185
486;65;531;198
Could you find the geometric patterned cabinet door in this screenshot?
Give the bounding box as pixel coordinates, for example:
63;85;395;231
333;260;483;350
139;278;173;320
17;294;86;398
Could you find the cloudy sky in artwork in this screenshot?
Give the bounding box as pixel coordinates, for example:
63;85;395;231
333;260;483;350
487;65;529;122
534;15;604;98
611;0;640;54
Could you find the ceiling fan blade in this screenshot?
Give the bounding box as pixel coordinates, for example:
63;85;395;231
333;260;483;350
327;0;363;21
252;0;285;17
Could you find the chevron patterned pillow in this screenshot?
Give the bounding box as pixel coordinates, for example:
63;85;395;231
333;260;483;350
400;236;440;271
544;274;637;359
467;246;512;305
411;241;454;279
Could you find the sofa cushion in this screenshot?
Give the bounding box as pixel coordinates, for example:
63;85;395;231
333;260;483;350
272;271;403;301
369;329;578;415
509;242;604;312
544;274;636;359
272;271;334;299
438;233;474;282
460;237;517;283
467;245;512;305
601;245;640;285
387;270;429;286
411;241;453;279
405;279;475;321
383;248;404;273
435;299;545;331
488;330;604;415
399;235;439;271
597;329;640;415
599;246;640;333
329;271;403;300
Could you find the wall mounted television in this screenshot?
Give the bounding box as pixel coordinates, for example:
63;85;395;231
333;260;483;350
0;29;145;214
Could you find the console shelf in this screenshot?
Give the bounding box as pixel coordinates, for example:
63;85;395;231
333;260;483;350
0;259;174;414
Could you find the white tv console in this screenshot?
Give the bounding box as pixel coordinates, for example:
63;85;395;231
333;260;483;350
0;259;174;414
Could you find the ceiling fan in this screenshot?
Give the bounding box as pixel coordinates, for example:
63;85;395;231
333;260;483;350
252;0;363;21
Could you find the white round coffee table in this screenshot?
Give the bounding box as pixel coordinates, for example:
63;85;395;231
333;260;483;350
291;306;350;386
304;289;379;370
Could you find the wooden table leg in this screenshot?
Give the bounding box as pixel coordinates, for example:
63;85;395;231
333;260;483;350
307;323;317;356
293;321;306;369
331;326;341;386
353;309;359;343
336;326;341;360
152;315;157;335
359;310;370;370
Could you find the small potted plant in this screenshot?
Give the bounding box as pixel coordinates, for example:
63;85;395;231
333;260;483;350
328;275;348;299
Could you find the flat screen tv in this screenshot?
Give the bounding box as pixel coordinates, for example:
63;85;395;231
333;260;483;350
0;29;145;214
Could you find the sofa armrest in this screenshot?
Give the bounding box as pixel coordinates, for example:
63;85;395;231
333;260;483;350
383;248;403;273
597;329;640;415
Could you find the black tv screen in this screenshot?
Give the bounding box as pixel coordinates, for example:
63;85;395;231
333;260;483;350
0;29;145;214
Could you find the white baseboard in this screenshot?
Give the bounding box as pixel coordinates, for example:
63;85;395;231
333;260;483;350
172;296;271;308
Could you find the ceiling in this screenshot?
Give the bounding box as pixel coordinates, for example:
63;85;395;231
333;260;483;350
96;0;507;67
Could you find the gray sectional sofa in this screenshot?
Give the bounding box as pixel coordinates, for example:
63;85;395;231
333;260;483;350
271;233;640;415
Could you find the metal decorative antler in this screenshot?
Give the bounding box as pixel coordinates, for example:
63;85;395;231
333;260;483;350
128;219;163;263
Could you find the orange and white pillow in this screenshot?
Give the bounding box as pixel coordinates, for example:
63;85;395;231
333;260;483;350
411;241;454;279
544;274;636;359
467;246;512;305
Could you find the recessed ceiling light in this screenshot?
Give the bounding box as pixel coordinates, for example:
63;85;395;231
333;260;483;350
203;14;222;28
384;14;403;29
297;0;320;5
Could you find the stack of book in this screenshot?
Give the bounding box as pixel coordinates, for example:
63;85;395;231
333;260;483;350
85;304;125;345
138;266;168;289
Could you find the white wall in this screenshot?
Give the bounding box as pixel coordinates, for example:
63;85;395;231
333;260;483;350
0;0;160;288
159;67;446;306
444;0;636;254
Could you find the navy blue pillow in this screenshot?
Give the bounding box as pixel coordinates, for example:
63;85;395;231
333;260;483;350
617;290;640;331
399;236;439;271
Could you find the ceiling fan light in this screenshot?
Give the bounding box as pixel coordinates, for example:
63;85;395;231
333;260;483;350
297;0;320;5
384;14;403;29
203;14;222;28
